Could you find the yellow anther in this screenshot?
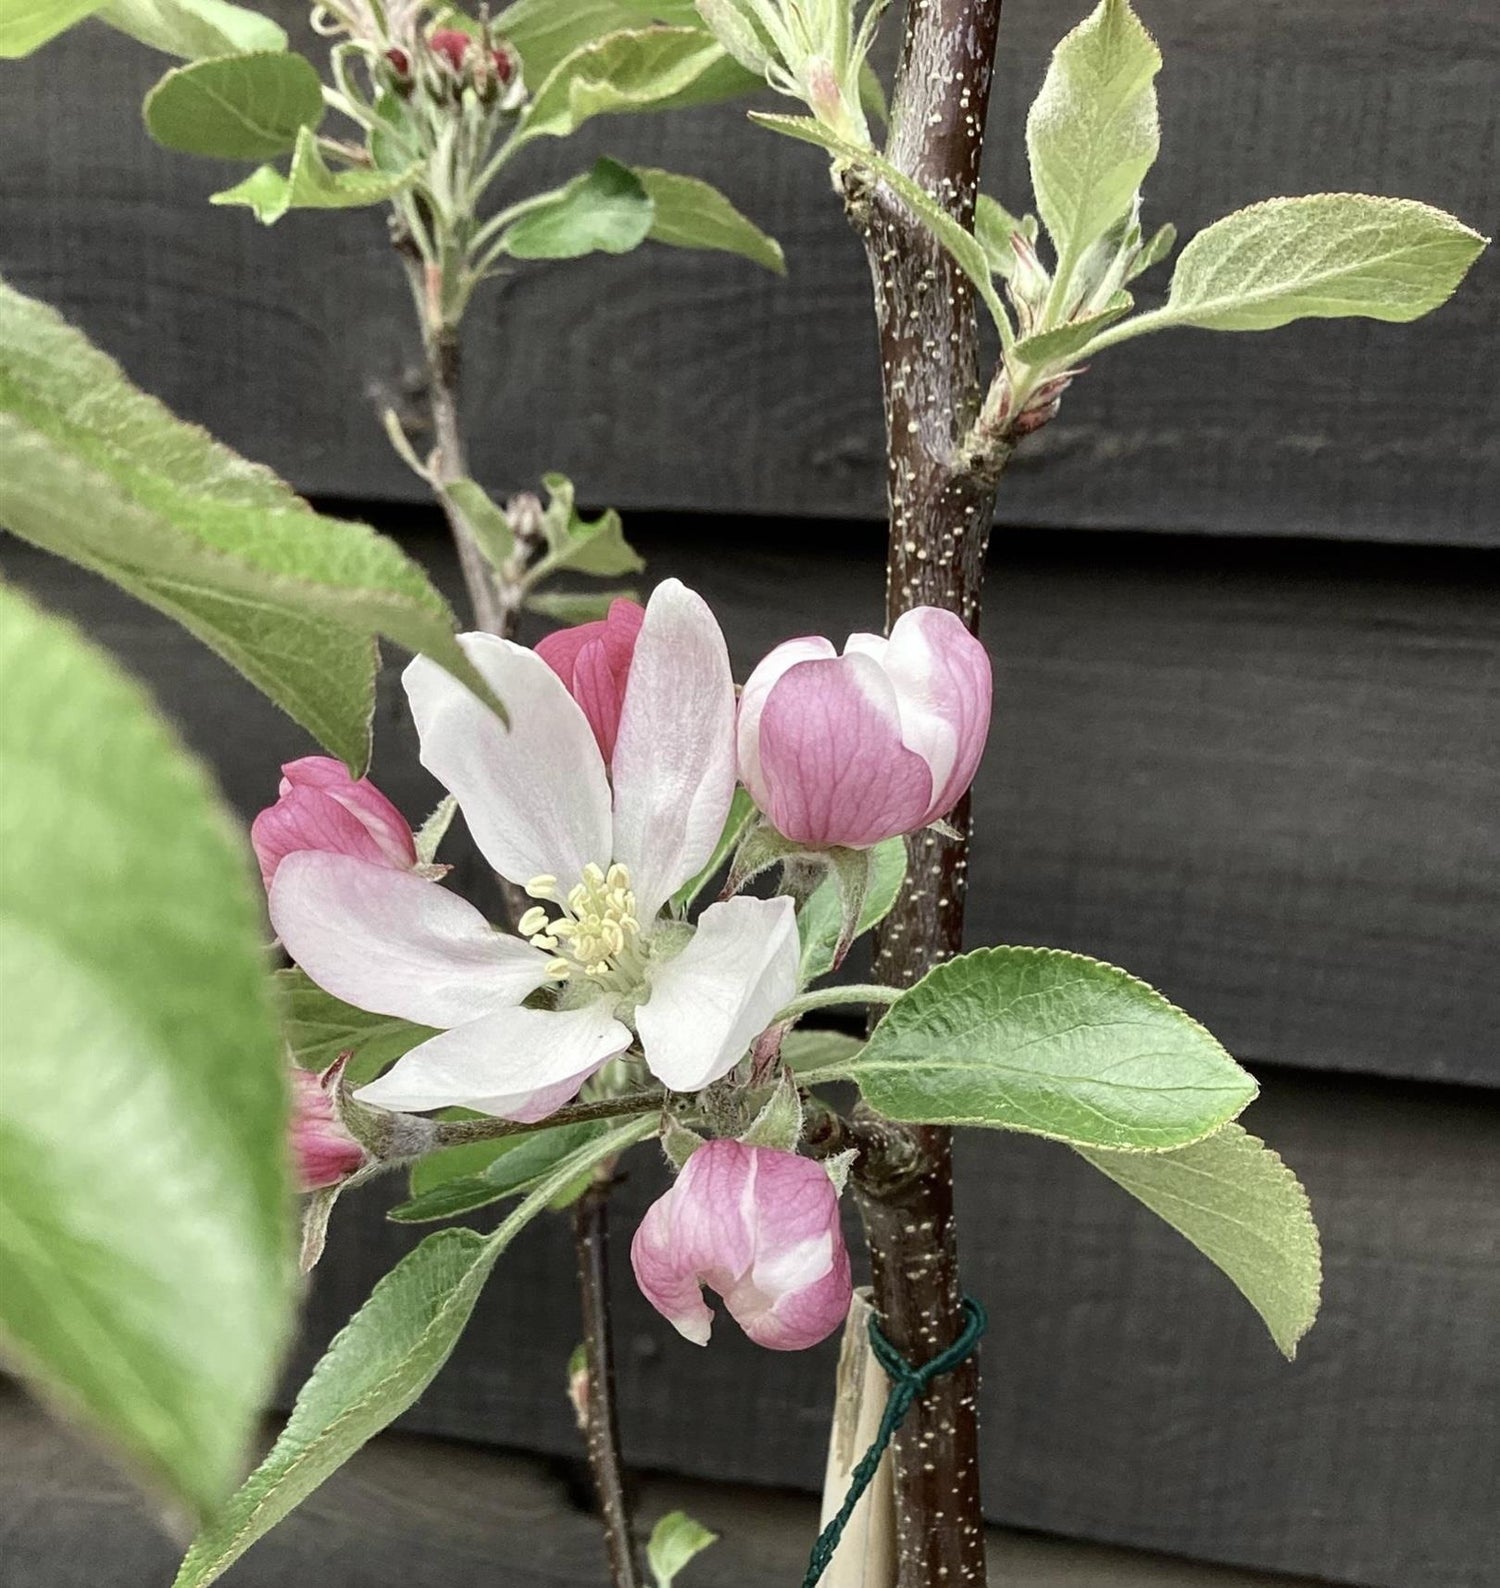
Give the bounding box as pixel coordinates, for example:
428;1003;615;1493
582;861;606;887
525;874;558;900
606;863;629;888
517;906;550;937
531;933;559;952
544;957;571;980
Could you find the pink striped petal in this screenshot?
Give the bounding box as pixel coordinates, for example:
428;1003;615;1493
735;636;836;812
251;757;416;889
535;599;644;762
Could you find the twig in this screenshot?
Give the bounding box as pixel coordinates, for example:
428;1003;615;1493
429;1090;667;1148
574;1171;643;1588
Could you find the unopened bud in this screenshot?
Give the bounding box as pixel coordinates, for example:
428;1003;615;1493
385;46;410;78
427;28;471;72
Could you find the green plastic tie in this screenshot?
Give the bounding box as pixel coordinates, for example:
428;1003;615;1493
802;1295;988;1587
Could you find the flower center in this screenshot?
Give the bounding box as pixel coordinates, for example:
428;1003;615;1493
519;863;645;990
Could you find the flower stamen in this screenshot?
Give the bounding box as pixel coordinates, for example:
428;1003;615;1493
524;861;645;989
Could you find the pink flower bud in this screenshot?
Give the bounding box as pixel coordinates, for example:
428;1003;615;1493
428;28;471;70
737;607;992;849
290;1063;366;1192
534;599;645;762
385;46;410;77
490;44;514;83
251;756;416;891
630;1140;852;1351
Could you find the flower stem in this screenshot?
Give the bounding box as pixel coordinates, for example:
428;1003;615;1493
428;1091;666;1148
574;1170;643;1588
780;984;904;1022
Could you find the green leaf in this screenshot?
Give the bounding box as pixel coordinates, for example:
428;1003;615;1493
648;1510;719;1587
1128;218;1175;278
98;0;285;57
390;1118;621;1223
1086;194;1488;352
525;585;641;624
519;26;734;142
782;1026;864;1073
1025;0;1160;290
144;51;324;160
211;126;416;224
530;473;644;579
440;479;514;573
494;0;707;85
633;167;785;273
0;277;480;772
413;795;458;865
671;785;756;911
1078;1123;1322;1359
276;969;436;1088
1011;291;1131;367
0;587;292;1520
974;193;1030;277
173;1116;655;1586
0;0;105;57
498;157;654;260
822;946;1258;1150
750;114;1011;339
797;835;906;982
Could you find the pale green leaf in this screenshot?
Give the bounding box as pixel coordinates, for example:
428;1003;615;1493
797;835;906;981
1025;0;1160;287
0;588;292;1520
634;166;784;273
413;795;458;866
649;1510;719;1587
782;1026;864;1073
1078;1122;1322;1358
498;157;654;260
494;0;706;84
0;278;480;772
173;1116;654;1587
1011;290;1131;366
525;585;641;624
749;113;1011;338
671;785;756;911
98;0;285;57
1128;218;1175;278
0;0;104;56
974;193;1029;277
144;51;324;160
276;969;436;1088
518;26;737;142
1087;194;1488;352
441;480;514;573
212;126;416;224
530;472;644;579
820;946;1258;1150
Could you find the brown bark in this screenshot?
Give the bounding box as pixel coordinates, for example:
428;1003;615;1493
846;0;1008;1583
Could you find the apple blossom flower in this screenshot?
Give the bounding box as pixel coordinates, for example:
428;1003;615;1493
736;607;992;849
630;1140;852;1350
290;1063;366;1192
251;757;417;891
269;581;800;1122
534;598;645;761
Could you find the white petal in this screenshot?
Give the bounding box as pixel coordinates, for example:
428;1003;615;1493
611;580;737;919
353;1001;632;1120
403;634;611;888
270;852;549;1027
636;896;800;1092
735;635;836;811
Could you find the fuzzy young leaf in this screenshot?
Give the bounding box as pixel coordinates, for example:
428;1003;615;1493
413;795;458;865
0;588;292;1521
750;114;1011;339
498;158;654;260
820;946;1258;1150
518;26;733;142
531;472;644;578
797;835;907;981
671;785;757;910
98;0;285;57
0;0;102;56
144;50;324;160
974;193;1033;278
634;166;785;273
649;1510;719;1587
441;480;514;572
525;586;641;624
494;0;706;84
0;279;479;772
276;969;436;1087
1078;1123;1322;1358
173;1116;654;1587
1026;0;1160;290
1085;194;1487;352
782;1026;864;1073
212;126;416;224
1011;291;1131;366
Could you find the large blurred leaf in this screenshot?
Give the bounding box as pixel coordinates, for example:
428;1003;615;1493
144;51;324;160
100;0;285;57
816;947;1258;1150
1079;1123;1322;1358
634;167;784;273
0;278;479;771
0;587;292;1519
497;158;654;260
172;1115;656;1587
495;0;704;84
0;0;104;56
212;126;417;224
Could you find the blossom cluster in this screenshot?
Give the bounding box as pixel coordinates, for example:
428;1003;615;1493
265;581;989;1350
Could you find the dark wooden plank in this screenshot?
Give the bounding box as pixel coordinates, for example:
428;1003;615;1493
284;1068;1500;1588
2;1;1495;546
4;522;1494;1088
0;1385;1330;1588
